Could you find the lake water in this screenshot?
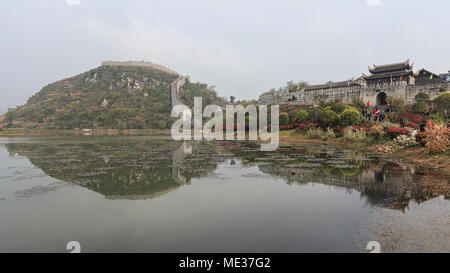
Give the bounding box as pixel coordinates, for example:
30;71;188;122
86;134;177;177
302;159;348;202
0;136;448;253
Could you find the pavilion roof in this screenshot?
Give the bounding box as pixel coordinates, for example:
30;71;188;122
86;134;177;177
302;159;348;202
368;60;413;74
416;68;441;78
363;69;413;80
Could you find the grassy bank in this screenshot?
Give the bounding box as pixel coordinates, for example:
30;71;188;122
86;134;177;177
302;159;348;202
279;129;450;176
0;128;171;137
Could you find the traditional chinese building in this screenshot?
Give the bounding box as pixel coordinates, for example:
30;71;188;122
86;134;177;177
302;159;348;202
363;60;414;86
258;60;449;106
415;68;443;85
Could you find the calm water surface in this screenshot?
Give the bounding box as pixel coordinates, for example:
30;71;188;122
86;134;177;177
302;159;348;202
0;136;448;253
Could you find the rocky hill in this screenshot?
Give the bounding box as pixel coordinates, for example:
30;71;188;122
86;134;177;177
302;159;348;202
2;63;223;130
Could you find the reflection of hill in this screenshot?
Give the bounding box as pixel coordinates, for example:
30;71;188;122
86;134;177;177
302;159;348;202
6;138;222;200
224;143;449;211
6;138;448;209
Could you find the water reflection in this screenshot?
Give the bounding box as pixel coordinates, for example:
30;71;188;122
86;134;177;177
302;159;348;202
222;142;449;211
5;138;222;200
5;138;449;211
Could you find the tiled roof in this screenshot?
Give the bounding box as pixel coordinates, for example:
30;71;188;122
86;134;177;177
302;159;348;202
364;70;413;80
368;60;412;74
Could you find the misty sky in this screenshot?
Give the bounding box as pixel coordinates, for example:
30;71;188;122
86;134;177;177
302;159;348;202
1;0;449;111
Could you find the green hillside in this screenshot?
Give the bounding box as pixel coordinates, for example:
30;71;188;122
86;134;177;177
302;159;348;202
2;64;223;130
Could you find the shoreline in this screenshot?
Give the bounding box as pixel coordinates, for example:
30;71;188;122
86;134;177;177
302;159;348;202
1;129;449;176
279;134;450;176
0;128;171;137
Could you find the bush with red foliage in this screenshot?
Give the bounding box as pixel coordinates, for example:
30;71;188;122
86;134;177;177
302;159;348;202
387;127;411;139
279;125;295;131
415;132;428;145
333;127;345;137
295;121;317;131
351;126;363;132
404;122;419;130
364;126;384;140
396;112;423;124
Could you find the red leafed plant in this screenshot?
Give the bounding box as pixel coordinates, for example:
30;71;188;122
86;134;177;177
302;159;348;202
351;126;363;132
295;121;317;131
387;127;411;139
332;127;345;137
279;125;295;131
398;112;423;124
404;122;419;130
415;132;428;145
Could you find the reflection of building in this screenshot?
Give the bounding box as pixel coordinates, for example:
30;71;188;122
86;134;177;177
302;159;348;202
257;161;447;211
258;60;449;106
224;143;449;212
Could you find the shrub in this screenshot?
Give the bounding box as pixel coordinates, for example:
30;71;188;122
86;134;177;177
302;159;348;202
333;127;345;137
158;120;167;129
295;121;316;131
387;97;405;112
343;127;366;141
387;127;411;139
319;110;339;127
351;126;363;132
296;110;309;123
411;102;429;114
351;99;366;112
306;128;324;139
323;128;337;140
279;112;290;126
435;92;450;111
415;92;430;103
306;128;336;140
429;113;446;125
365;126;385;141
307;108;322;123
425;125;449;154
396;112;423;124
339;109;361;127
404;122;419;130
344;105;359;112
279;125;295;131
331;103;345;114
322;106;332;112
415;132;428;146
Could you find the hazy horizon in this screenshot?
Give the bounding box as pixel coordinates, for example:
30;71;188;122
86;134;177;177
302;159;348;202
1;0;449;111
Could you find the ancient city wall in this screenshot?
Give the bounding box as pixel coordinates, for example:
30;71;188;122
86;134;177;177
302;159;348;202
404;83;447;104
171;76;187;107
258;81;449;106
